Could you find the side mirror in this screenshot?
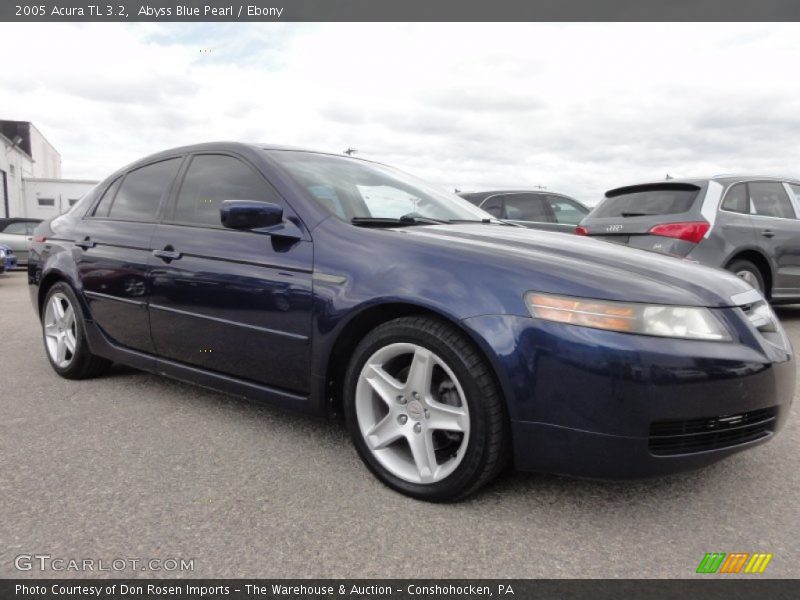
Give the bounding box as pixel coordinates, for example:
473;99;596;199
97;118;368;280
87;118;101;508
221;200;283;230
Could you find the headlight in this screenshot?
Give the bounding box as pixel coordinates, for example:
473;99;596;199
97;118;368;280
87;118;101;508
524;292;731;341
0;249;5;258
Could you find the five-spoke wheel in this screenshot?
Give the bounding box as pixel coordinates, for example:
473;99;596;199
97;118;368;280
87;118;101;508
345;316;509;501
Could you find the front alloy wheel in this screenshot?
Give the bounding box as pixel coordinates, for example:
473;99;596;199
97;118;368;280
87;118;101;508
344;316;509;501
355;342;471;484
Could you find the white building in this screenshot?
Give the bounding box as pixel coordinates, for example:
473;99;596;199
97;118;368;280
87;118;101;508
0;120;97;220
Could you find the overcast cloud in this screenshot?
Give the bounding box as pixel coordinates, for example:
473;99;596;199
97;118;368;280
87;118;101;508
1;22;800;202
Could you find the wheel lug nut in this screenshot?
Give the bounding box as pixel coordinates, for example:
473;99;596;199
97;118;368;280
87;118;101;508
397;395;407;405
397;414;408;425
413;423;422;433
412;391;420;400
424;409;430;419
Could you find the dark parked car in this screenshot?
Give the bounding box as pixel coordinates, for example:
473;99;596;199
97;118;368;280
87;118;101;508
577;176;800;302
0;218;42;266
459;190;589;232
28;144;794;501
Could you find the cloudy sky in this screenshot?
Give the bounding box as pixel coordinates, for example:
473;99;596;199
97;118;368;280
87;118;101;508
1;22;799;203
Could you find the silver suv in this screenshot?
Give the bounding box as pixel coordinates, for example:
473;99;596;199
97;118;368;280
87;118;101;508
577;176;800;302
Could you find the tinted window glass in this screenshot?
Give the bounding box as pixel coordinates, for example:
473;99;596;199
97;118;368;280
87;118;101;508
749;182;795;219
174;155;271;227
92;177;122;217
481;196;504;219
721;183;748;213
593;185;700;218
109;159;181;222
503;194;552;222
547;196;587;224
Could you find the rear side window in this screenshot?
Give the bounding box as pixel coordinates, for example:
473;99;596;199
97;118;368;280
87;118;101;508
721;183;749;213
3;222;28;234
503;193;552;222
173;154;272;227
108;158;182;222
547;196;587;225
593;185;700;218
749;182;795;219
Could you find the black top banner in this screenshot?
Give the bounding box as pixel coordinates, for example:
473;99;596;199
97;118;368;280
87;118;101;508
4;0;800;22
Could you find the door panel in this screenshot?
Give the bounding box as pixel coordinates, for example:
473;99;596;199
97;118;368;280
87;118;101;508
76;220;155;352
148;225;313;392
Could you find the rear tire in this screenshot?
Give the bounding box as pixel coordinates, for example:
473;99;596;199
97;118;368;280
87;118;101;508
42;282;111;379
343;316;510;502
727;259;766;295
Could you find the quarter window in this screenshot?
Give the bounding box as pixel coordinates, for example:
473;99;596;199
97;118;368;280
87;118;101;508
92;177;122;217
721;183;748;214
173;155;272;227
749;182;795;219
108;158;181;222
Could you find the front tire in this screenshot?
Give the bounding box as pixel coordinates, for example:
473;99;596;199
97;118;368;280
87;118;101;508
343;316;509;501
42;282;111;379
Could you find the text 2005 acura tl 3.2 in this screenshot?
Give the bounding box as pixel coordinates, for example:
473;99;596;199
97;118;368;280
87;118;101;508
28;143;794;501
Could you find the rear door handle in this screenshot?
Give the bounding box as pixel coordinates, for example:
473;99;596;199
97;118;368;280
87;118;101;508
761;229;775;238
75;238;96;249
152;248;182;261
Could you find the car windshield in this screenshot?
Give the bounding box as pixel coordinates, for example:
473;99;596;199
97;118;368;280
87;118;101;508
267;151;493;223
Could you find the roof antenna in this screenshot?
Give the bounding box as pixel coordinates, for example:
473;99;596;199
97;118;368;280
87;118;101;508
665;173;673;180
344;147;358;156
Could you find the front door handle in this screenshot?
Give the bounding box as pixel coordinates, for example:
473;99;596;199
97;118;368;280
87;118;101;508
761;229;775;238
75;237;96;249
153;247;182;261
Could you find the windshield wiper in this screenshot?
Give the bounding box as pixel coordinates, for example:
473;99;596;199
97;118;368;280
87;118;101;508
447;219;523;227
351;215;446;228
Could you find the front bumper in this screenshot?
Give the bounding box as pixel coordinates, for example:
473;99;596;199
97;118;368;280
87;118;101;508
463;310;794;479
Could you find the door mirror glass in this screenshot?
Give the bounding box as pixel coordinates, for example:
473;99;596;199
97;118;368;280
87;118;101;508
221;200;283;230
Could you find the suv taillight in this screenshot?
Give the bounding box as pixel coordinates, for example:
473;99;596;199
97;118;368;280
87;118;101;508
575;226;588;236
648;221;709;244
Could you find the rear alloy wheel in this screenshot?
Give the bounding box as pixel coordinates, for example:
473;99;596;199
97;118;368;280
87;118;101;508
727;259;766;295
42;282;111;379
344;316;509;501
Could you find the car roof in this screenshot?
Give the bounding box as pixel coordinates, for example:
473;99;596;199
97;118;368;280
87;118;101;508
605;175;800;196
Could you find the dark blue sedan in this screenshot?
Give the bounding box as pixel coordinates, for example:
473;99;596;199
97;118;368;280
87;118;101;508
27;143;795;501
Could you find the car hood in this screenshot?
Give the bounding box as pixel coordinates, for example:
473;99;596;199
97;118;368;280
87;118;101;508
400;224;752;308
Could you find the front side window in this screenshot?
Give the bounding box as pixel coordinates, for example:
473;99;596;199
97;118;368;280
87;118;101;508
268;151;491;223
749;182;795;219
503;193;552;222
108;158;181;222
547;196;588;224
721;183;749;214
173;154;273;227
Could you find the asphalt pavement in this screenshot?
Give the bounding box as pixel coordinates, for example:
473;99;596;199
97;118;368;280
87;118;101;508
1;270;798;578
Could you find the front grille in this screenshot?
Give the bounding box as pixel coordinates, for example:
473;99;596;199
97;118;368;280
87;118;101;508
649;407;777;456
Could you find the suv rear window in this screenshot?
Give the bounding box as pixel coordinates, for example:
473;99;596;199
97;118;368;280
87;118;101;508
592;184;701;218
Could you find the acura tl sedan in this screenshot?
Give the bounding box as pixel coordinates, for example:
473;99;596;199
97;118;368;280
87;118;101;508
28;143;794;501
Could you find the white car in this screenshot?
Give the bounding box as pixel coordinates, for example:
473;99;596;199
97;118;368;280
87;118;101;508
0;219;40;266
